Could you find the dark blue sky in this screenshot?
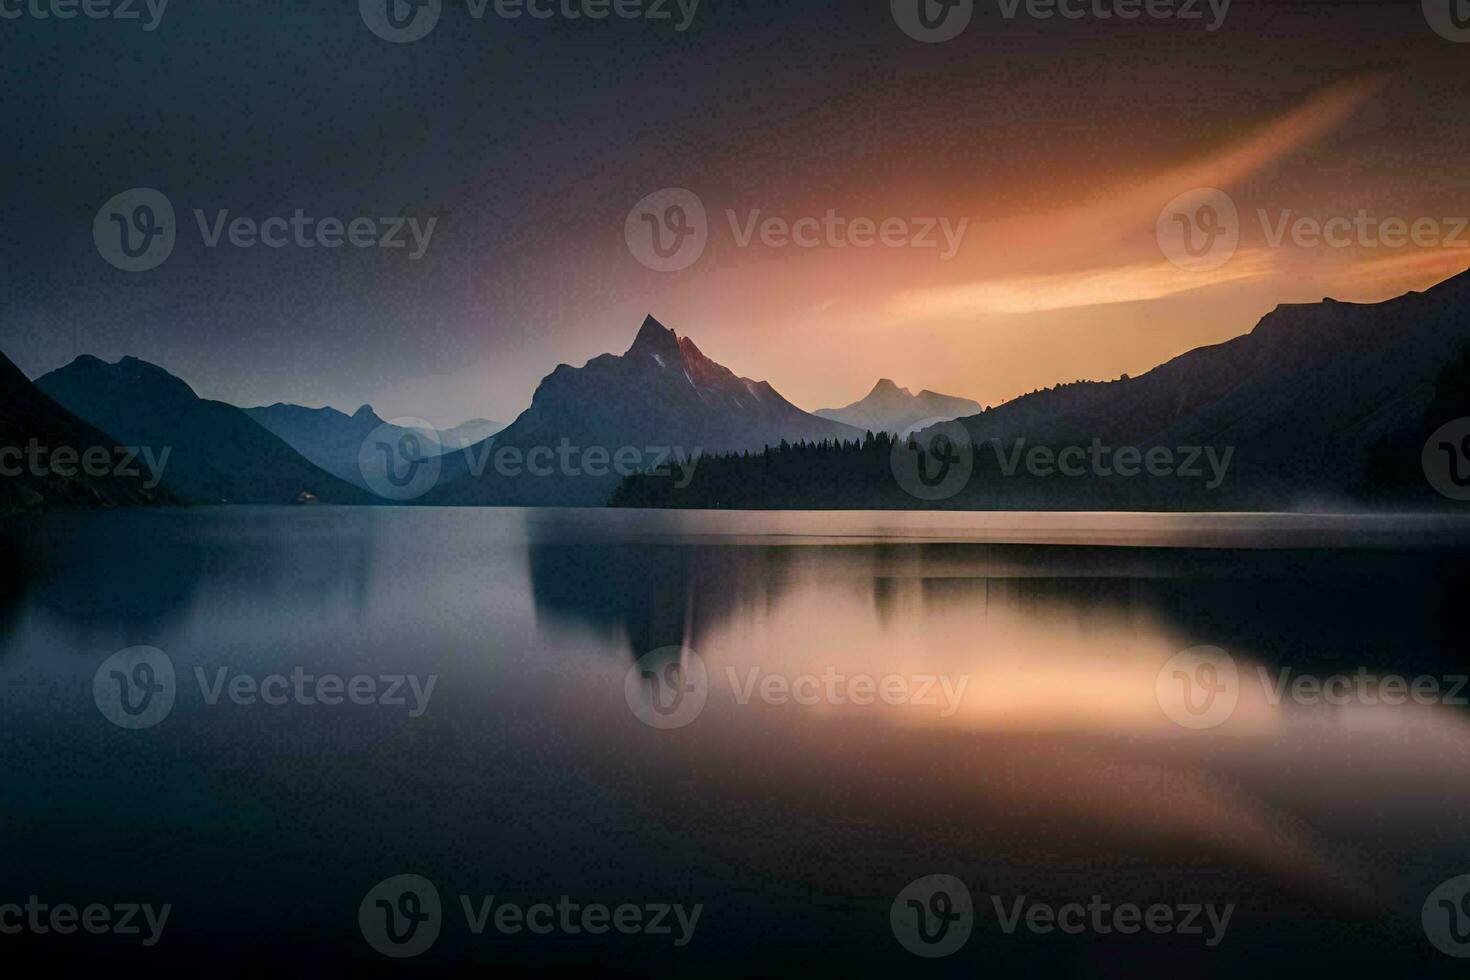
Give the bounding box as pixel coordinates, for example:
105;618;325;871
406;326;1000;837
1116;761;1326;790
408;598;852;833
3;0;1467;425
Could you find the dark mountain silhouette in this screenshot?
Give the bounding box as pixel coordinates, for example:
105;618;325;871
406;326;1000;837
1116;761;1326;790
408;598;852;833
815;378;981;435
427;315;863;506
0;348;175;511
614;266;1470;510
36;356;374;505
244;403;501;491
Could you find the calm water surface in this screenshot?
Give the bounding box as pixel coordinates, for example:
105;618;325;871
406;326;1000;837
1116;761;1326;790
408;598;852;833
3;507;1470;975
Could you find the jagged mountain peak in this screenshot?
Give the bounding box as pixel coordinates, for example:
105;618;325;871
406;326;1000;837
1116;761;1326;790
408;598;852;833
427;314;863;506
870;378;912;398
627;314;683;360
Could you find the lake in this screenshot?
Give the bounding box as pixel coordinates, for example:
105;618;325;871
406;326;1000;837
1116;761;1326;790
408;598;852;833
3;507;1470;975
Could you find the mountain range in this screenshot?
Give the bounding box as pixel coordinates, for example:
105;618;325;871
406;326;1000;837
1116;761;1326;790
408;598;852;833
243;403;503;492
424;315;864;506
815;378;981;435
613;266;1470;510
35;356;373;505
3;315;876;508
10;266;1470;512
0;349;175;510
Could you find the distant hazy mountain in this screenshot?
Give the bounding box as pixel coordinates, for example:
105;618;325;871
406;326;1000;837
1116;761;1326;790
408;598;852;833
244;403;502;490
439;418;503;449
614;266;1470;510
428;315;863;506
36;356;373;505
815;379;981;435
0;349;175;510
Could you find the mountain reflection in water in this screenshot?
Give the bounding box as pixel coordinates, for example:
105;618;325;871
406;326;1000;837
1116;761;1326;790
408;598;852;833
3;507;1469;974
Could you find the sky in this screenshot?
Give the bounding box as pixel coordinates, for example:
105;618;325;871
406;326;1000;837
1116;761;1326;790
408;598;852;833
3;0;1469;428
